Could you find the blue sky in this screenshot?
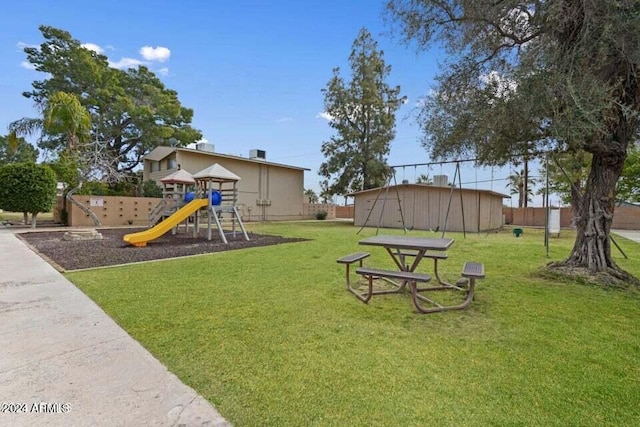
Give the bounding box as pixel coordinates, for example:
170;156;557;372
1;0;543;205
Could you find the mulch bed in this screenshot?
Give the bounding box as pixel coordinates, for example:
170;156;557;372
18;228;308;271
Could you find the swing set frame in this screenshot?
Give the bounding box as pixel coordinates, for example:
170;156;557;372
357;159;475;238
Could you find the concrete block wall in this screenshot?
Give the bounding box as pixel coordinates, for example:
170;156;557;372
60;195;163;227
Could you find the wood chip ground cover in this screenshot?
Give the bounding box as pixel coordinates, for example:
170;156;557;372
18;228;307;270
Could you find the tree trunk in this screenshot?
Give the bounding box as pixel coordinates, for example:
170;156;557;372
553;151;637;284
66;186;101;226
518;185;524;208
30;212;38;229
23;212;28;225
570;181;582;227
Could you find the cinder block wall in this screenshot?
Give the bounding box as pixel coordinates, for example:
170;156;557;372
62;196;163;227
303;203;336;219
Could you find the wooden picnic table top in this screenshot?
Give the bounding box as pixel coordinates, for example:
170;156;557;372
359;235;454;251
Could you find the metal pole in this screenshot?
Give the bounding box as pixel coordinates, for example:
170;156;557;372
545;153;550;256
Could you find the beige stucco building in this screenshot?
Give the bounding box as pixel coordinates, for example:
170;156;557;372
350;183;508;232
143;145;309;221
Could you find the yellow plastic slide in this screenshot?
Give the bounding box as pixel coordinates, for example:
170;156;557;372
123;198;209;247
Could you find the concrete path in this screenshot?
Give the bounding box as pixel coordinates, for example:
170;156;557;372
0;228;229;427
612;229;640;244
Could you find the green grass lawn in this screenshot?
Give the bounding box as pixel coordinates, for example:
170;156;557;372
0;210;54;222
66;222;640;426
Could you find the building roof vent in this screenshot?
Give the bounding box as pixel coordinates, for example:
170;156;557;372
433;175;449;187
249;149;266;160
195;142;215;153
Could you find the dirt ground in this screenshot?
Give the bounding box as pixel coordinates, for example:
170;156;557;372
18;228;307;271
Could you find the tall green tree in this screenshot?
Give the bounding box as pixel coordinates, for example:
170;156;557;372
0;133;38;166
388;0;640;285
14;26;201;179
319;28;403;195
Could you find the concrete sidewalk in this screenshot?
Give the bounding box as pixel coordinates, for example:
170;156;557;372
0;228;229;426
612;229;640;244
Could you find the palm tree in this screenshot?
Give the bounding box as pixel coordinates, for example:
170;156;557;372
507;169;536;208
304;188;319;204
10;92;99;225
416;174;433;184
43;92;91;150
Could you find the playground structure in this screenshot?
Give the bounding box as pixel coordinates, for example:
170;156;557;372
149;169;197;230
123;164;249;247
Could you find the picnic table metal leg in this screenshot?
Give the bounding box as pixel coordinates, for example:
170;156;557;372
432;257;452;287
410;278;477;314
348;273;374;303
346;260;366;293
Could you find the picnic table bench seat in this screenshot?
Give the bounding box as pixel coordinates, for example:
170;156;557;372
337;252;370;292
348;267;433;304
336;252;370;265
355;267;432;283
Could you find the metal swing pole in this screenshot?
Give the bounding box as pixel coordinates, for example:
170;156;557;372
545;153;550;256
456;162;467;239
391;171;408;233
357;167;395;235
375;168;395;235
441;163;459;238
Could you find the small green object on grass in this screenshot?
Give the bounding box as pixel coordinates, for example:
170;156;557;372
513;227;523;237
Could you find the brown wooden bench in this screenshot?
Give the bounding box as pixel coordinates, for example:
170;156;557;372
352;267;432;303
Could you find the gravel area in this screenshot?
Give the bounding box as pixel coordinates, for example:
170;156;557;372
17;228;308;271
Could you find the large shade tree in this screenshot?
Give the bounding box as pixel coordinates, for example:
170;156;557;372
388;0;640;285
319;28;404;195
13;26;201;180
0;133;38;166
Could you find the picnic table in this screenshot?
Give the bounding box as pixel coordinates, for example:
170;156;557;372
359;235;453;275
349;234;480;313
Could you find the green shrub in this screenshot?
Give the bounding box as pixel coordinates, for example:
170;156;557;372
0;163;57;226
142;180;163;198
315;210;328;220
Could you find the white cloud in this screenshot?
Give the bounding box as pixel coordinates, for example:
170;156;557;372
140;46;171;62
276;117;293;123
316;112;334;121
158;67;169;76
480;71;517;98
16;42;38;50
81;43;104;54
20;61;36;70
109;57;145;69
